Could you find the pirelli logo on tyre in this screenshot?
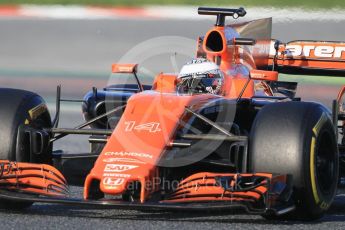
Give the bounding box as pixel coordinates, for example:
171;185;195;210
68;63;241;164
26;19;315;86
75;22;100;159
28;103;47;120
310;113;327;207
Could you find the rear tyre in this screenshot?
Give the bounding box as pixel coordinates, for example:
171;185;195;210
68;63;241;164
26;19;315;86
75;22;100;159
0;88;52;209
249;102;338;220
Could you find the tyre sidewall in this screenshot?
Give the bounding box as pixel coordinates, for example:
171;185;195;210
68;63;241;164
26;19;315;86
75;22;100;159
300;105;338;217
0;88;51;162
249;101;338;220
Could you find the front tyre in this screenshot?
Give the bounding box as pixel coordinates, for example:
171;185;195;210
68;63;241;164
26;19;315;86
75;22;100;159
249;102;338;220
0;88;52;209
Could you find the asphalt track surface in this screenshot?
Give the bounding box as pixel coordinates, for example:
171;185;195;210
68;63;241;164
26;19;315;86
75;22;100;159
1;18;345;229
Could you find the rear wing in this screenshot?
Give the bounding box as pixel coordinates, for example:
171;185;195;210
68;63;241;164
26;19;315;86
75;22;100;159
269;40;345;76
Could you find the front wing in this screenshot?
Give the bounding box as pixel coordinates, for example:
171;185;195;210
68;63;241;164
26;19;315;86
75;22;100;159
0;160;295;216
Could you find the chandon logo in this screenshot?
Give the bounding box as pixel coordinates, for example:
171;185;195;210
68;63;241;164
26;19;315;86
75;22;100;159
104;164;138;172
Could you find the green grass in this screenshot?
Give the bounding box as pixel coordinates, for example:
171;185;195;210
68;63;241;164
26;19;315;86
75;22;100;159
0;0;344;9
279;74;345;85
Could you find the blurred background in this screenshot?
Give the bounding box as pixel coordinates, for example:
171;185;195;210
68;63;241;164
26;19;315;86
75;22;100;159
0;0;345;8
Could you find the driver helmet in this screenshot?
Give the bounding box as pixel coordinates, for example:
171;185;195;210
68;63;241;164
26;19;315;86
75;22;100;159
177;58;224;95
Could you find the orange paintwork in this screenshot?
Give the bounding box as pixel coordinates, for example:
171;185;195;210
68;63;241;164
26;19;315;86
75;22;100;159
112;63;138;73
84;22;279;202
151;73;177;93
222;76;254;99
202;26;258;99
202;27;256;70
269;40;345;71
250;69;278;81
203;27;227;54
203;27;234;71
0;160;68;197
161;172;273;203
84;92;220;202
3;8;344;210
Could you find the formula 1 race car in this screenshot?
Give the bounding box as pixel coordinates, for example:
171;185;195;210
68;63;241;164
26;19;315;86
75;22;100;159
0;7;345;221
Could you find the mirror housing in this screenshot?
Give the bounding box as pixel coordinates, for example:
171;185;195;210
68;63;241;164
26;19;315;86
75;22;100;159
250;69;278;81
112;63;138;74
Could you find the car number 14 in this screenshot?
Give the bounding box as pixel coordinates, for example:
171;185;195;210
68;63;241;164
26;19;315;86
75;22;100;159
124;121;161;133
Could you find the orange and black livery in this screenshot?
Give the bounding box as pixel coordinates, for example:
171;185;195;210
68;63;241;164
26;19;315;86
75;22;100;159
0;7;343;220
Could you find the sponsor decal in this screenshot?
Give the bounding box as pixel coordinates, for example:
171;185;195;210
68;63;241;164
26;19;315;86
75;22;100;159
269;41;345;59
104;151;153;159
103;158;145;164
102;177;125;187
103;173;130;178
28;104;47;120
286;44;345;59
124;121;161;133
104;164;138;173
